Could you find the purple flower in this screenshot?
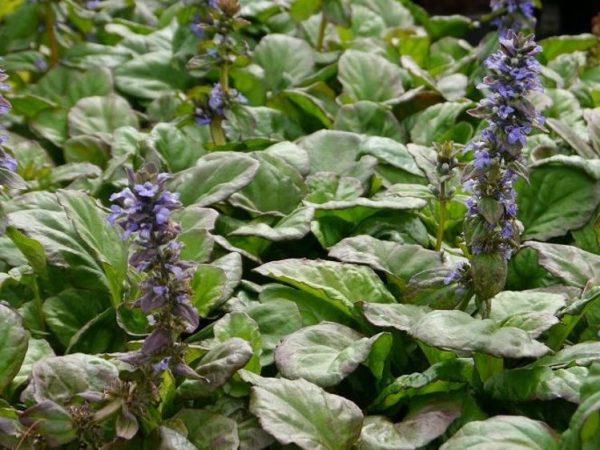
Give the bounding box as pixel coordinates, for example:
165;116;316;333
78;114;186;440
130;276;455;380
153;357;171;373
208;83;225;115
474;150;492;170
0;154;17;172
196;83;247;126
109;165;199;371
490;0;536;31
191;22;205;39
461;28;542;262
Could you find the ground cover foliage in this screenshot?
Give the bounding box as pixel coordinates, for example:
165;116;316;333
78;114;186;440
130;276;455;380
0;0;599;448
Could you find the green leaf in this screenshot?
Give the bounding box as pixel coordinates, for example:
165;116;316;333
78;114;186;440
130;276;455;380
245;299;303;366
255;259;396;317
175;409;239;450
191;253;241;317
275;322;390;386
8;338;54;397
329;235;445;281
20;401;77;448
352;0;414;29
334;101;407;142
22;354;117;406
408;102;469;145
28;66;113;108
241;372;364;450
56;190;128;305
230;207;314;241
68;94;139;138
516;158;600;240
323;0;351;27
66;307;126;354
63;134;111;167
7;191;126;298
441;415;559;450
148;123;207;173
298;130;373;178
214;312;262;373
370;359;474;411
525;242;600;288
586;108;600;155
229;152;306;216
485;366;588;404
254;34;315;92
368;307;549;359
259;284;355;327
425;15;472;40
0;304;29;393
290;0;322;22
411;310;550;358
43;288;110;348
362;303;431;332
359;137;424;178
357;400;462;450
489;290;567;337
171;152;260;206
547;118;597;159
561;363;600;449
540;34;598;62
338;50;405;102
153;427;197;450
177;338;253;399
114;51;191;99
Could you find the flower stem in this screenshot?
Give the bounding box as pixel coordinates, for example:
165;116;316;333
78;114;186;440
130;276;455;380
220;61;229;94
32;278;46;332
316;11;327;51
44;1;60;67
435;183;447;252
210;118;226;146
480;297;492;319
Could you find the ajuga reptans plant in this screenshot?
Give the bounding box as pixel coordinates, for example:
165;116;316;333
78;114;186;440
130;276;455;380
188;0;249;145
450;0;544;316
108;164;200;374
85;164;204;440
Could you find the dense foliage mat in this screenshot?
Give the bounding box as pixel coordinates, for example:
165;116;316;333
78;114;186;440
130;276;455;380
0;0;599;448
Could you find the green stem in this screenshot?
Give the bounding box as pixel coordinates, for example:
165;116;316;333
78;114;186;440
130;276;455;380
435;183;447;252
316;11;327;52
480;297;492;319
32;278;46;332
220;61;229;94
210;118;226;146
546;314;582;351
44;1;60;67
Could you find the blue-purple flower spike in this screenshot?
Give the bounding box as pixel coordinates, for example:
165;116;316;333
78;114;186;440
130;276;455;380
194;82;247;126
490;0;536;32
464;30;543;261
452;1;544;306
109;165;199;372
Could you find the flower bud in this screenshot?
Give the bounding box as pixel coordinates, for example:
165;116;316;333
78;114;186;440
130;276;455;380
471;252;507;300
